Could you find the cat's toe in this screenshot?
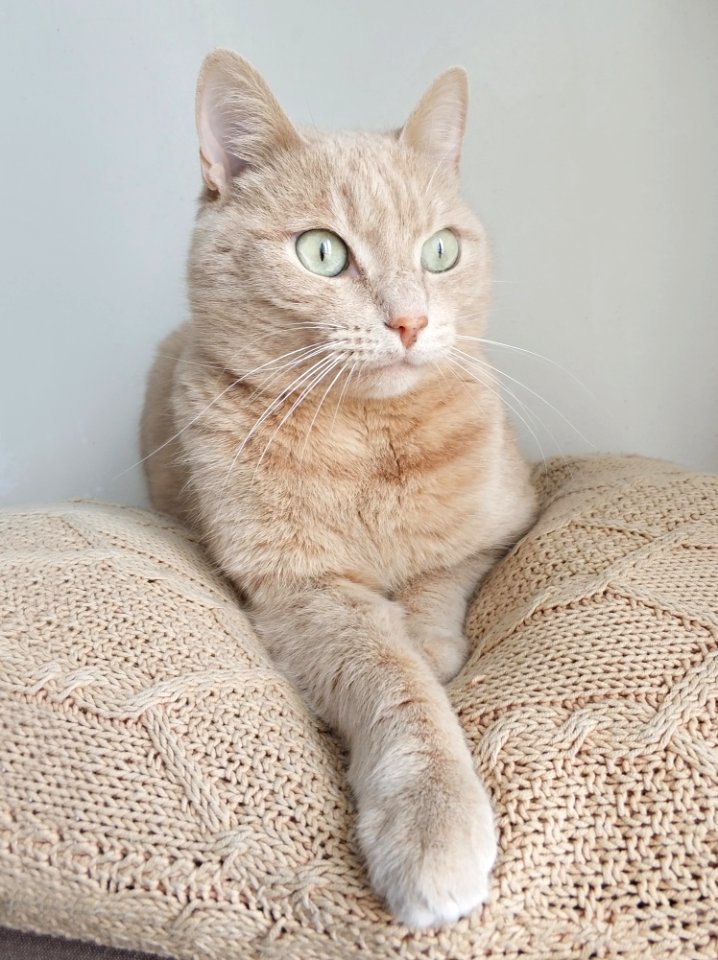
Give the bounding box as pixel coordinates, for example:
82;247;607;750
388;847;492;928
386;810;495;928
358;767;496;929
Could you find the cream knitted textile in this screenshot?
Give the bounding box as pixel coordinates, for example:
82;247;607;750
0;455;716;959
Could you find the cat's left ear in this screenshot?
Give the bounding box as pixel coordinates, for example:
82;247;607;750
400;68;469;172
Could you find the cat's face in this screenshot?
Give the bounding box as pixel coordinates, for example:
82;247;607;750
188;52;492;401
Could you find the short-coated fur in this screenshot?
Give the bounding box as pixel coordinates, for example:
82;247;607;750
142;50;537;928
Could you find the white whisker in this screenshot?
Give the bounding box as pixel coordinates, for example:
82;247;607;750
157;353;220;370
243;340;352;406
113;375;243;480
213;352;339;524
331;360;358;432
256;356;342;467
445;353;548;466
456;334;596;400
120;341;342;479
450;348;563;455
452;346;596;449
300;360;349;459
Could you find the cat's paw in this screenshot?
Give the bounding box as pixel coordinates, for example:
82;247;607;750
357;761;496;928
409;622;469;683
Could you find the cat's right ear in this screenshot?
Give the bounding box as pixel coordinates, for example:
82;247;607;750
196;50;300;195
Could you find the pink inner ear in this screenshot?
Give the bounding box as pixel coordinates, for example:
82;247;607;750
198;88;237;191
195;52;303;193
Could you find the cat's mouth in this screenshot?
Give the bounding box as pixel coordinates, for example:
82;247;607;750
376;358;411;373
355;355;427;398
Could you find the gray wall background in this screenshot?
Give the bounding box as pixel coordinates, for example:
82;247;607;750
1;0;716;509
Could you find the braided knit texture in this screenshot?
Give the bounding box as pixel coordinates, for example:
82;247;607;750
1;455;716;959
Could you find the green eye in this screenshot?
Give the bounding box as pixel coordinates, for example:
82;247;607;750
295;229;348;277
421;228;460;273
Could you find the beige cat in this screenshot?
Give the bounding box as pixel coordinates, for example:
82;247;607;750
141;49;537;928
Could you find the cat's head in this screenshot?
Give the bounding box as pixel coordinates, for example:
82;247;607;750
188;50;492;401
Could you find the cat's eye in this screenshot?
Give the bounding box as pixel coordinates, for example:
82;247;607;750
295;229;348;277
421;228;460;273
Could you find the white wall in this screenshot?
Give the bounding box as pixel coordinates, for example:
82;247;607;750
1;0;716;508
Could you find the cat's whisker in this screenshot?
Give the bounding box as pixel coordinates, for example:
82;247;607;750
250;343;334;379
445;353;548;467
165;337;332;375
489;373;562;455
449;358;548;469
214;352;339;524
242;340;353;405
242;341;336;377
330;360;358;433
450;348;564;456
451;346;596;449
249;326;345;354
120;343;335;481
461;351;563;453
213;341;337;392
161;335;338;381
237;342;342;405
300;359;350;460
157;353;221;370
456;334;596;400
231;354;337;460
113;375;244;480
286;321;343;329
452;348;551;420
255;355;343;468
431;360;452;388
271;323;344;335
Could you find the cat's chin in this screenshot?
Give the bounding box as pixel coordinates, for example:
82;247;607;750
354;361;428;400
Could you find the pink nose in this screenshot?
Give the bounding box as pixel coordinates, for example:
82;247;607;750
385;314;428;349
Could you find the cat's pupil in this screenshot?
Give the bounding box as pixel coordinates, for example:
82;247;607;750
437;238;444;259
320;239;329;261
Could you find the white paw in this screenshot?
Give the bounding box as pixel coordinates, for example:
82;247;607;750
357;761;496;928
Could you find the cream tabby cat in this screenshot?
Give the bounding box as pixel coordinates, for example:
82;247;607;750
141;50;537;928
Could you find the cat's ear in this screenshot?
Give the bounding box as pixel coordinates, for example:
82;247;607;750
196;50;301;194
400;68;469;172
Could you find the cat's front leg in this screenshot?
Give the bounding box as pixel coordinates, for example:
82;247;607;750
248;577;496;928
399;552;497;683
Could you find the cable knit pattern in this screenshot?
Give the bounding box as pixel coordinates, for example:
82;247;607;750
0;455;716;959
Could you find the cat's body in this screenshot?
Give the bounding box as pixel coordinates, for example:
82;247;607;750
142;50;537;927
145;324;529;598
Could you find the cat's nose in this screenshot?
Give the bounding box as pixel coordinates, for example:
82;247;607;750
385;314;428;349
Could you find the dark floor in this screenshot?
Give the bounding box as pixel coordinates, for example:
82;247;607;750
0;928;170;960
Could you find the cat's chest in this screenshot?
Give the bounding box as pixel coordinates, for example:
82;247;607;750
266;406;494;585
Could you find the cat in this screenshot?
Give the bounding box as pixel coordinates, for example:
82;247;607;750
141;49;537;928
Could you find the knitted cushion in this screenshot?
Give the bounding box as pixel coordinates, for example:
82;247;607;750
0;456;716;959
